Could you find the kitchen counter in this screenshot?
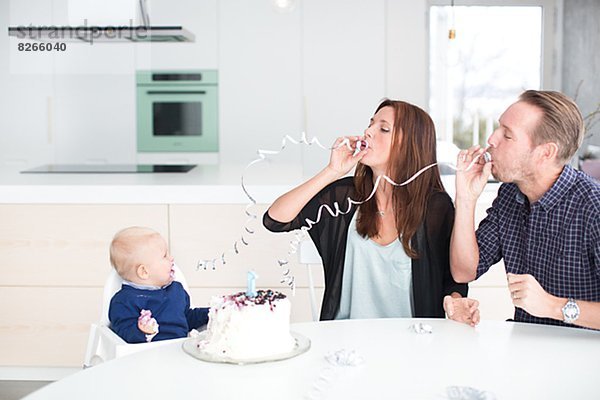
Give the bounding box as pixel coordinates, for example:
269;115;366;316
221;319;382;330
0;164;500;204
0;163;306;204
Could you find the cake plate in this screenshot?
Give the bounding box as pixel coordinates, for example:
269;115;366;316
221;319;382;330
182;331;311;365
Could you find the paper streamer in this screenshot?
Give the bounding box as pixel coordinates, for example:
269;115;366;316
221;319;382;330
195;134;362;288
305;349;365;400
409;322;433;334
446;386;497;400
196;132;491;293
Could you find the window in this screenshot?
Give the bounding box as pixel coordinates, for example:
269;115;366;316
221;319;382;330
428;1;558;149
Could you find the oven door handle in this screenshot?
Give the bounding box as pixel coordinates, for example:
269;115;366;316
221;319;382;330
146;91;207;95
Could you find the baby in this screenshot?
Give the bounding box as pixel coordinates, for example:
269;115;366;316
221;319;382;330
108;226;208;343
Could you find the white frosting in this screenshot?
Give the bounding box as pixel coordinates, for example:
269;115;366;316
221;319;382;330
199;291;296;360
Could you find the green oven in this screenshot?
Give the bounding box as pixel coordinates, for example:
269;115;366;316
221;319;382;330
136;70;218;152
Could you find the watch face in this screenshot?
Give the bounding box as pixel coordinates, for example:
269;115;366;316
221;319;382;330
563;300;580;322
564;304;577;318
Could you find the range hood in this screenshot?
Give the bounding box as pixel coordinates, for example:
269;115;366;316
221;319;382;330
7;0;194;43
8;26;194;43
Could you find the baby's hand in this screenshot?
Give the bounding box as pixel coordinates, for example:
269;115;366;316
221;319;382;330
138;309;159;339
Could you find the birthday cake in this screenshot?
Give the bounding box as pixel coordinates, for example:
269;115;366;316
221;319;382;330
197;290;296;360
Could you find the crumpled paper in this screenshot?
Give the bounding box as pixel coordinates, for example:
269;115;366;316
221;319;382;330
325;349;364;367
446;386;497;400
409;322;433;334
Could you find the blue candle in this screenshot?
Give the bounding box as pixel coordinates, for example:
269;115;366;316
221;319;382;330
246;270;257;297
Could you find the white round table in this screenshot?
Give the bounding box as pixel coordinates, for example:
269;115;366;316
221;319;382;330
24;319;600;399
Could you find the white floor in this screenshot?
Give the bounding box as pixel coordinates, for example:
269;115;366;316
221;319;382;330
0;381;52;400
0;367;79;399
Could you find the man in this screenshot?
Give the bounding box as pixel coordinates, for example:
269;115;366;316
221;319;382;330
451;90;600;329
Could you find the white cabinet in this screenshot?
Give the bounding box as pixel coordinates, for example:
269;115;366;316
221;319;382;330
218;0;303;164
218;0;387;170
3;0;140;165
4;0;220;165
53;73;137;164
3;0;394;167
0;71;56;168
2;0;56;168
302;0;387;176
50;0;220;163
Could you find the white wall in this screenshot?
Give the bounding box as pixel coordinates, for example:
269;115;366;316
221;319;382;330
0;0;435;169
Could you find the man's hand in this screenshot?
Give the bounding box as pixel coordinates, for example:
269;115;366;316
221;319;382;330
507;273;561;319
455;145;493;204
444;295;480;327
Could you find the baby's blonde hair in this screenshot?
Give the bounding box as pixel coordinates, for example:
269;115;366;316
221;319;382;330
109;226;160;279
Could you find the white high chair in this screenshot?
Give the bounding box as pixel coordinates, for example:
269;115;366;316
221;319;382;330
298;240;322;321
83;265;191;368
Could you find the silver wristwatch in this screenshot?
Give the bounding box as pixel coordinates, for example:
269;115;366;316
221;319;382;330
562;298;580;324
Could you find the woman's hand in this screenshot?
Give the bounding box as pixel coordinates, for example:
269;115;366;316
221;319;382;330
326;136;367;178
266;136;366;223
443;295;480;327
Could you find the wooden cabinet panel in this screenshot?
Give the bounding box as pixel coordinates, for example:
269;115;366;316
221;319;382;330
0;287;102;367
0;285;323;368
469;261;508;288
0;204;168;286
468;287;514;322
0;200;516;369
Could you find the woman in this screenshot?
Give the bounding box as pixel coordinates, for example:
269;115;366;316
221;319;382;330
264;99;479;325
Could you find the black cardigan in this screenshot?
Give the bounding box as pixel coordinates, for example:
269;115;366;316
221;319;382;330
263;176;467;320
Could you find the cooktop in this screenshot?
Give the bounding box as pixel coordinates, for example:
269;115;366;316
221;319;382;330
21;164;197;173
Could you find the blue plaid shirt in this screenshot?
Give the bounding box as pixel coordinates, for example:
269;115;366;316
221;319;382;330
476;165;600;327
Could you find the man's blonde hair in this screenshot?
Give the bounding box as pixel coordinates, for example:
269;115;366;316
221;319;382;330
109;226;160;279
519;90;584;163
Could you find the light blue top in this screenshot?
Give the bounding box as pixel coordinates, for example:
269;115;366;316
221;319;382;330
336;212;413;319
